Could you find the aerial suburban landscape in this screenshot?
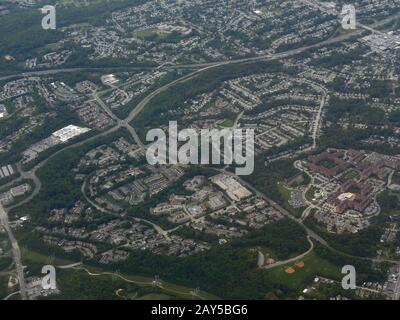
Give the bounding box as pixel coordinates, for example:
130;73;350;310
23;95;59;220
0;0;400;302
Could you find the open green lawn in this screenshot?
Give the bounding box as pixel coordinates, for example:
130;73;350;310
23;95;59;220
220;119;235;128
263;252;341;292
343;170;360;180
305;185;317;202
320;160;336;169
392;172;400;185
277;182;291;200
21;247;74;267
134;28;160;40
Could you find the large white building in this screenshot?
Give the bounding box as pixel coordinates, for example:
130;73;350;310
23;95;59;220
52;125;91;143
211;174;252;202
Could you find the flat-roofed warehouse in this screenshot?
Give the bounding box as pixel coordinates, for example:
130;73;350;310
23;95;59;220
211;174;252;202
52;125;90;143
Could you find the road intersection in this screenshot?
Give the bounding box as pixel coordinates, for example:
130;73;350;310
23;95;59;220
1;11;400;299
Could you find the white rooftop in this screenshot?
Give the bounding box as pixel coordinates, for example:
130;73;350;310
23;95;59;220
52;125;90;143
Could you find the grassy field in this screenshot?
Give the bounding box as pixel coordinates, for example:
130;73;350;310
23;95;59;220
21;247;74;267
305;185;317;202
134;28;160;40
220;118;235;128
344;170;360;180
392;171;400;185
277;182;291;200
263;252;341;292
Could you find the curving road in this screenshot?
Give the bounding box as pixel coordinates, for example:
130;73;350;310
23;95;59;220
221;169;400;266
0;204;27;300
2;11;399;88
81;179;171;240
1;11;400;299
263;236;315;270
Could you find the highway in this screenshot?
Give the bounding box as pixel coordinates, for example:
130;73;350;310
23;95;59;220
2;10;399;90
0;66;155;82
0;204;27;300
1;9;400;300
